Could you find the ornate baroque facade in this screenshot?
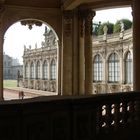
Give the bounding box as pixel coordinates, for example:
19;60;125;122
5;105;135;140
92;28;133;93
22;25;133;94
23;27;57;92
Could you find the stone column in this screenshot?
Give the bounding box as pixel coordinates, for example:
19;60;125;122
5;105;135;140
57;40;61;95
28;62;30;88
133;0;140;91
0;6;5;100
61;11;73;95
48;59;50;80
84;10;95;95
23;60;26;87
0;28;4;100
40;61;43;79
78;11;85;95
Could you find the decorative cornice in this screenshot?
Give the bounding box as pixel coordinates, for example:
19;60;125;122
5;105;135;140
20;20;42;30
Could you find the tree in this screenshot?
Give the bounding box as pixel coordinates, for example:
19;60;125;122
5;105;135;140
113;19;132;33
97;22;114;35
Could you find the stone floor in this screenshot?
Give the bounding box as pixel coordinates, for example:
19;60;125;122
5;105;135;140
3;87;57;100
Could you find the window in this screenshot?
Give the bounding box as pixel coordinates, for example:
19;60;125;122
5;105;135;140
108;53;119;82
125;52;133;84
25;63;29;78
31;62;34;79
36;61;40;79
93;54;102;82
51;60;56;80
43;60;48;79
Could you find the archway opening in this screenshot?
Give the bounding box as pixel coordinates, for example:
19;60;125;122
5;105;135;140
3;19;59;100
92;6;133;94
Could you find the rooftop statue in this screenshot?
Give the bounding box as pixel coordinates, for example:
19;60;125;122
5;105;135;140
120;21;124;32
103;25;108;35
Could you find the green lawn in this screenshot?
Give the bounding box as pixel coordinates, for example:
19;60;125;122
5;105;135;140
3;80;17;89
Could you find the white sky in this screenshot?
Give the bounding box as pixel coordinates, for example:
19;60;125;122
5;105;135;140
3;7;132;65
94;7;132;23
4;23;46;64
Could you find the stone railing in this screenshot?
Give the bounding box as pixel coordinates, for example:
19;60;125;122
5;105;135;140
0;91;140;140
93;28;132;44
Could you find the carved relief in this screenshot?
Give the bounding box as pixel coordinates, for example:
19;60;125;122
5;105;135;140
84;10;96;36
63;11;73;37
21;20;42;30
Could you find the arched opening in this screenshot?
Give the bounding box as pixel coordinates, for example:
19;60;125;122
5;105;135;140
92;6;133;93
3;19;60;100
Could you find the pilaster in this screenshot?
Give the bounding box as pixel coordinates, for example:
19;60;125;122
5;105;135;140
132;0;140;91
61;11;73;95
84;10;96;95
78;10;85;95
0;5;5;100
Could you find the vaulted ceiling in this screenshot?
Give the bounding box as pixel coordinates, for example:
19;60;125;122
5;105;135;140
0;0;132;10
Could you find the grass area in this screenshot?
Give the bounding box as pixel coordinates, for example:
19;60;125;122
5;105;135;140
3;80;17;89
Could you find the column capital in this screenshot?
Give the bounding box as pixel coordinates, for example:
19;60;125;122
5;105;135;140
78;9;95;36
84;10;96;36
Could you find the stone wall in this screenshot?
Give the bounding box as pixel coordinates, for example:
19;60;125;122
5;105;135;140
92;28;133;94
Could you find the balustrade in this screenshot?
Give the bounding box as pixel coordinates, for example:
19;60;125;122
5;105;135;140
0;92;140;140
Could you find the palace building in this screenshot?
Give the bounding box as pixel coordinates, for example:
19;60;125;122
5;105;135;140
92;28;133;93
22;27;58;92
21;25;133;94
0;1;140;140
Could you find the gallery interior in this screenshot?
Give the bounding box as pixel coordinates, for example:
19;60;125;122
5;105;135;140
0;0;140;140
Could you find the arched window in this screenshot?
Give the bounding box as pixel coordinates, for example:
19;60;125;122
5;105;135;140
108;53;119;82
25;63;29;79
43;60;48;79
51;60;56;80
125;51;133;84
36;61;40;79
31;62;34;79
93;54;102;82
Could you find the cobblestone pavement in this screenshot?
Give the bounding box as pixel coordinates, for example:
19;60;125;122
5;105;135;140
4;88;57;100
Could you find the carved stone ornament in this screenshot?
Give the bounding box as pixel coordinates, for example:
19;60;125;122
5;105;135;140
79;17;85;37
63;11;73;37
84;10;96;36
20;20;42;30
78;10;85;37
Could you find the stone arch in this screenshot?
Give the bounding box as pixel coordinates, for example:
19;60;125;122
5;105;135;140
2;6;61;41
123;50;132;60
106;51;120;61
93;53;103;62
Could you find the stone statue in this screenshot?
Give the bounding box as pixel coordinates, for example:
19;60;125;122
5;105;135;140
45;26;48;33
29;45;31;49
120;21;124;39
103;25;108;41
35;43;37;49
24;45;26;51
120;21;124;32
103;25;108;35
41;41;45;47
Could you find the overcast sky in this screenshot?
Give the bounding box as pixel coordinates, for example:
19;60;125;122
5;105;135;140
94;7;132;23
3;7;132;65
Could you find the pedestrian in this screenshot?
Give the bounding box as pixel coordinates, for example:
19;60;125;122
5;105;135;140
19;91;24;99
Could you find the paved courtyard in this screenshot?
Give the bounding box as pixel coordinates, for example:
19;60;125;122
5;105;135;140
3;88;57;100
